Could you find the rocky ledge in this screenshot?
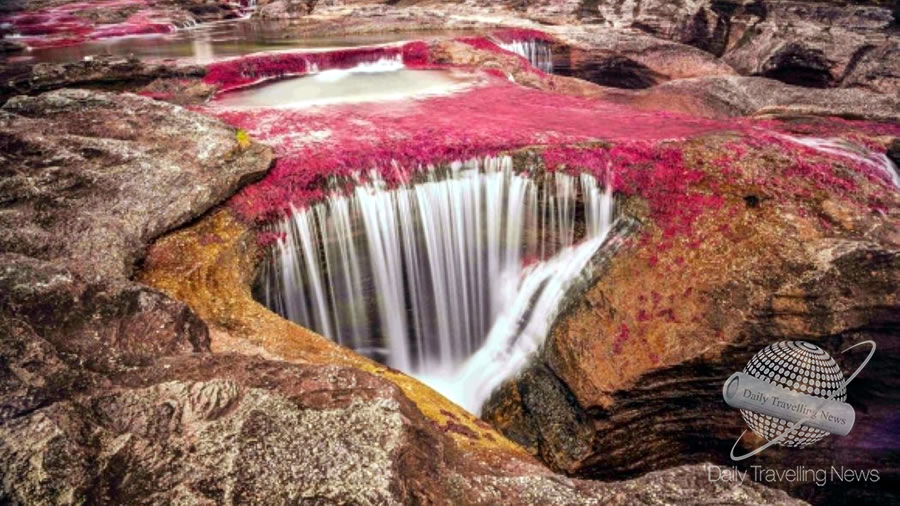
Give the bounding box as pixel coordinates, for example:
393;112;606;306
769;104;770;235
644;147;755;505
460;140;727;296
1;1;898;505
0;88;813;504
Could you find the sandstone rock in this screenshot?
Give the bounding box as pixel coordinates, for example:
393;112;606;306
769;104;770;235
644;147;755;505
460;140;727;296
0;219;804;505
552;27;738;88
256;0;317;19
483;134;900;504
722;3;899;94
0;80;806;504
0;88;272;283
577;0;899;95
628;75;900;121
0;56;207;105
0;328;808;504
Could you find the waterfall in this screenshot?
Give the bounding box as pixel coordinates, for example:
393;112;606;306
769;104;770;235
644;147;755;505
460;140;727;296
259;156;616;411
310;54;404;83
780;134;900;188
497;40;554;73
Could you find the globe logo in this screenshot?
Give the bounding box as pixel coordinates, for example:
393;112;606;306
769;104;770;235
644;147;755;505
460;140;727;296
722;340;876;461
741;341;846;448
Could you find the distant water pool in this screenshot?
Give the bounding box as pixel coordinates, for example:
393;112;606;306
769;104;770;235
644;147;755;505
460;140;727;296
6;19;472;64
213;64;477;109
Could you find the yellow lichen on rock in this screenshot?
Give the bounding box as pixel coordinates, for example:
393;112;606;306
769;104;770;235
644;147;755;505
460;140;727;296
235;129;252;150
138;208;531;460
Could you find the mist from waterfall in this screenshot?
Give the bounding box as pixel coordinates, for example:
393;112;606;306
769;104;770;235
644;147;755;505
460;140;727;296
259;156;615;411
497;39;554;73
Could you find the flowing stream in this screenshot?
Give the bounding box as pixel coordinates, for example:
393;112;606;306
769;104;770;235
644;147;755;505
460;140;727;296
258;156;616;411
214;56;475;108
780;134;900;188
497;39;554;73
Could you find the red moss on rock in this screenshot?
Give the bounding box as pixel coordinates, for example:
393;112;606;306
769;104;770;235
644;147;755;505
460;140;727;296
197;46;897;242
204;43;430;92
401;41;430;67
0;0;180;50
204;73;724;223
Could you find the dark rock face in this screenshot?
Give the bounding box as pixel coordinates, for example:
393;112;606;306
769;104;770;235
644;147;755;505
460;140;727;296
552;28;737;89
555;52;663;89
0;88;271;283
579;0;898;94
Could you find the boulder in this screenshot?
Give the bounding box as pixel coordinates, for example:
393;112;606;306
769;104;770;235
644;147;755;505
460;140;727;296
0;88;271;282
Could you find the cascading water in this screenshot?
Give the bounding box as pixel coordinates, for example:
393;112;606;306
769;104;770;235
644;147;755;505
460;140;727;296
497;39;554;73
258;156;616;411
214;55;474;108
780;134;900;188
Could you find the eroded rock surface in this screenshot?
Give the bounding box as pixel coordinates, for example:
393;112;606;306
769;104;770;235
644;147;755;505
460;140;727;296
628;75;900;120
0;56;208;105
483;133;900;504
0;85;811;504
0;88;270;282
1;318;808;504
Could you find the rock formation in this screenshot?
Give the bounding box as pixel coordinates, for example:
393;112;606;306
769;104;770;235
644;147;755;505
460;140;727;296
481;133;900;504
0;87;811;504
0;0;897;504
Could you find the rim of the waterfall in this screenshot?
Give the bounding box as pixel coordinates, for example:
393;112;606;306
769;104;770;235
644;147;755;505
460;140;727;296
238;142;620;232
234;127;898;239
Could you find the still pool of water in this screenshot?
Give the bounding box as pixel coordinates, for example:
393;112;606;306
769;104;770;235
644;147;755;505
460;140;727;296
9;19;473;64
213;65;478;109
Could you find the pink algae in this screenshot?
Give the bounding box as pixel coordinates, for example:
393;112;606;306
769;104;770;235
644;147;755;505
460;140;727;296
204;43;431;92
1;0;182;49
197;45;897;240
205;71;724;223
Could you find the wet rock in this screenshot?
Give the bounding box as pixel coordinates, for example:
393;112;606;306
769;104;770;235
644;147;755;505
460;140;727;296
0;56;206;105
0;88;272;282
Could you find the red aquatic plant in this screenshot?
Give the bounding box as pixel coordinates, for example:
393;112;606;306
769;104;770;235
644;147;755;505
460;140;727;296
205;43;429;92
198;46;895;241
0;0;183;49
